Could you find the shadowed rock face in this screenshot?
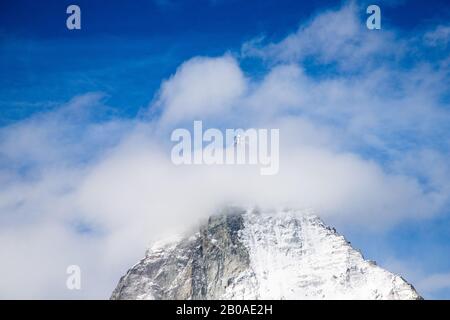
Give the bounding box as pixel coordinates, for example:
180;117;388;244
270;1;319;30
111;207;422;300
191;208;250;299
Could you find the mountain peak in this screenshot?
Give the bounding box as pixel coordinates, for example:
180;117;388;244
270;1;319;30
111;207;421;300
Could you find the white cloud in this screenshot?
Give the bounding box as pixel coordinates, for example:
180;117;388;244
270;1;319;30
242;3;399;71
424;25;450;47
155;55;246;127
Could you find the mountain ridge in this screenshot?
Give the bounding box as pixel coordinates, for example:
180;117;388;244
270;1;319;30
111;207;421;300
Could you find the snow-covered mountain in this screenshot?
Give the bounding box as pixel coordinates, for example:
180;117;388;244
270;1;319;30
111;207;421;300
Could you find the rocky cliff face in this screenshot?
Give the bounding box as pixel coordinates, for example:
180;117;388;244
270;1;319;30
111;207;421;300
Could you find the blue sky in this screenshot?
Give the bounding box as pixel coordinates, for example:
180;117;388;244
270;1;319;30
2;0;449;124
1;0;450;299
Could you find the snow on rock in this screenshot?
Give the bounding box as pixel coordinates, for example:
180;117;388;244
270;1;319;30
111;207;421;300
